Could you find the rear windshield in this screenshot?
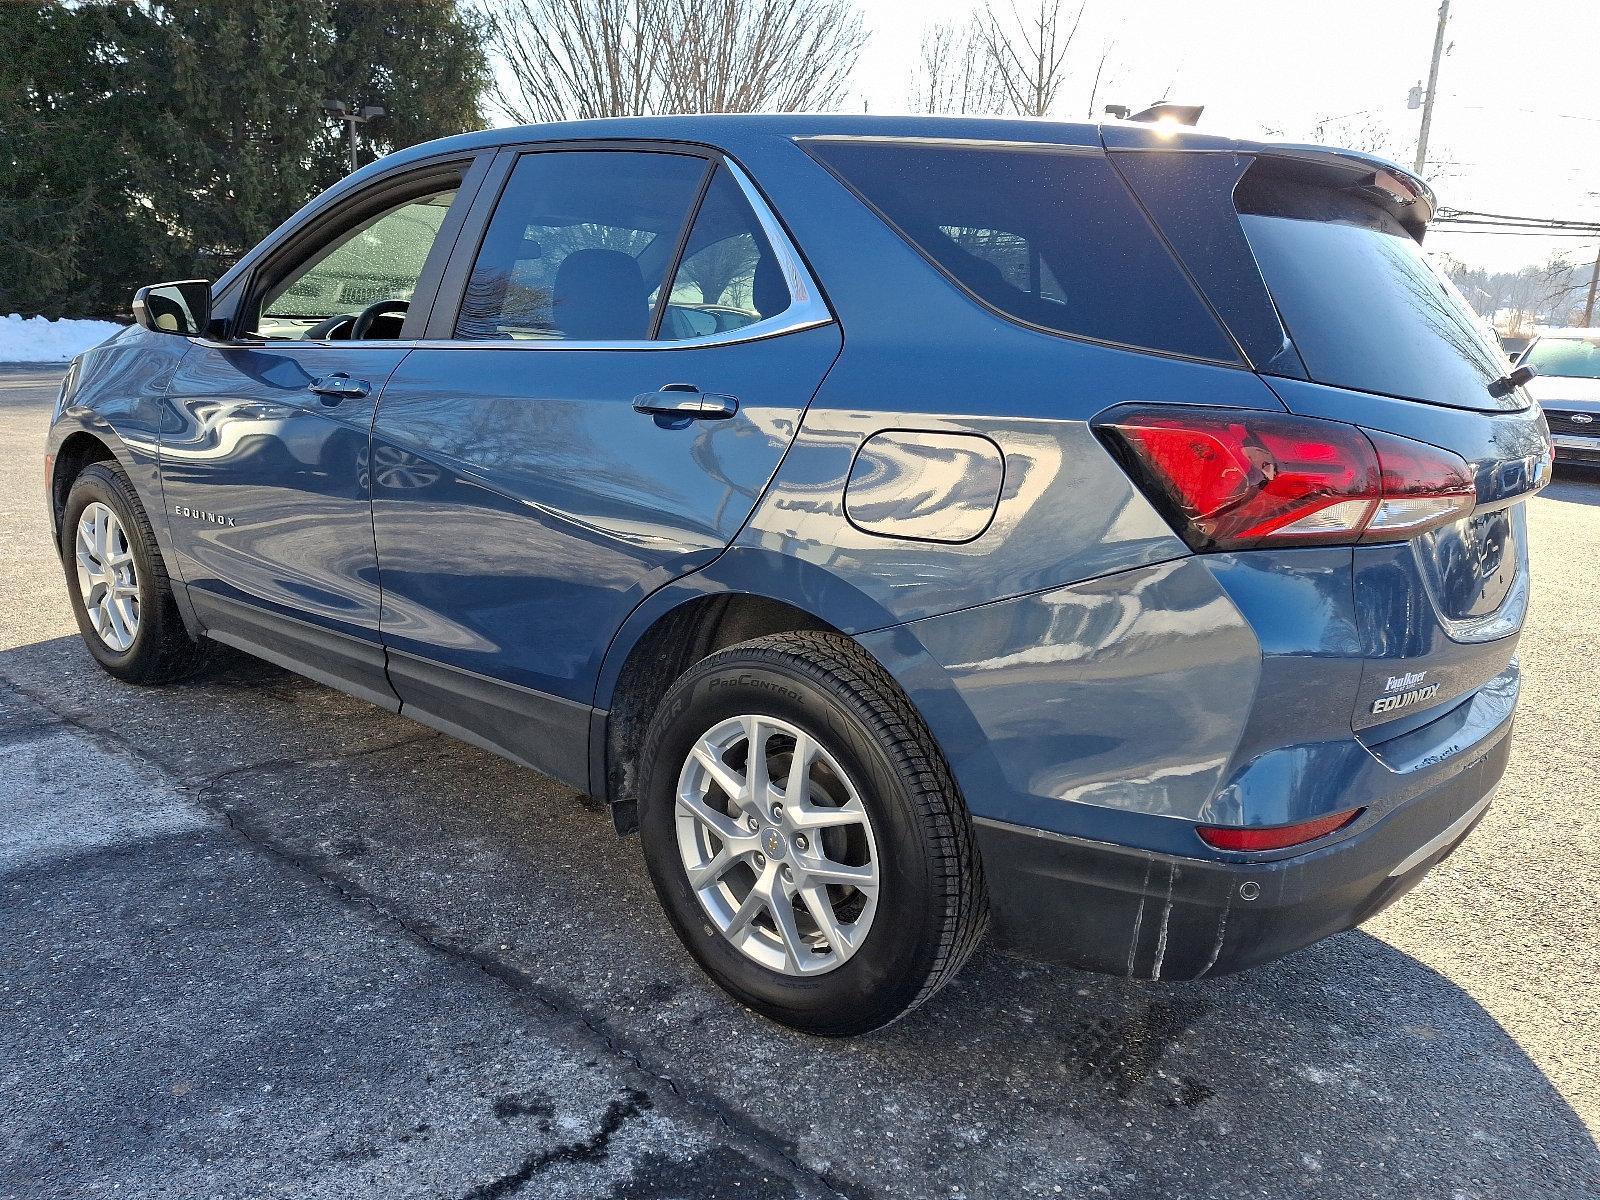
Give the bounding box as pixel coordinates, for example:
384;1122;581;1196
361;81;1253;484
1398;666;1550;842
803;139;1239;363
1524;335;1600;379
1236;173;1510;409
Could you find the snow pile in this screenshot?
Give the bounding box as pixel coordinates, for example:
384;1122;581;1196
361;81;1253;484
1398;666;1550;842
0;314;125;363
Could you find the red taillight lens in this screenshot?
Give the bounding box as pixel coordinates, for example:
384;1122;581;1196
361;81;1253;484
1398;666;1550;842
1196;807;1363;852
1095;406;1476;552
1361;428;1478;541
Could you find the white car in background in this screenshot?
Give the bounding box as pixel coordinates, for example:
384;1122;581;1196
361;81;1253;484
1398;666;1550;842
1520;328;1600;469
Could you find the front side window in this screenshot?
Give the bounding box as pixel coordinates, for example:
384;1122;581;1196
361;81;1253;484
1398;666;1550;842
255;187;459;340
454;151;709;342
802;138;1238;362
1524;335;1600;379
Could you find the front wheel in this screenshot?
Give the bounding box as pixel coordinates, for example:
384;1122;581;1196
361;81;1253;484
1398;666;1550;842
637;631;987;1036
60;461;210;684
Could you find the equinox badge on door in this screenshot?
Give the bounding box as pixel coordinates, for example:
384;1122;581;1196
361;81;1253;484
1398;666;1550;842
174;504;236;527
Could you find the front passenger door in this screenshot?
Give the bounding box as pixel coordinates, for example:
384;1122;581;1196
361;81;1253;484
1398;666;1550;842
161;165;476;707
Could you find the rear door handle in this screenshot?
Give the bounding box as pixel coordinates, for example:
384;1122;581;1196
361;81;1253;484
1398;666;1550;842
632;384;738;420
308;372;370;403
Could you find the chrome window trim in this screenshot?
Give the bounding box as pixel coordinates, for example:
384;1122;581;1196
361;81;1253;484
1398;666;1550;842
800;134;1100;155
196;154;834;354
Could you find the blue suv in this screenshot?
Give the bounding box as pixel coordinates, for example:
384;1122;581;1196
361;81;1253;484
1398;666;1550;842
46;116;1551;1035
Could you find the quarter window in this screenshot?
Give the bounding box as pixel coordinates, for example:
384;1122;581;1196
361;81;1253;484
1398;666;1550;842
657;165;791;341
803;138;1238;362
454;151;709;342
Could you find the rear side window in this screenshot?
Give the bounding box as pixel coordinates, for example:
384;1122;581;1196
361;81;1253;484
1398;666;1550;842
802;139;1238;363
1235;171;1510;409
455;150;709;341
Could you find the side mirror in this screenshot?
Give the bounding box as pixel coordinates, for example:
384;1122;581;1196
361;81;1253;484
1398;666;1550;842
132;280;213;337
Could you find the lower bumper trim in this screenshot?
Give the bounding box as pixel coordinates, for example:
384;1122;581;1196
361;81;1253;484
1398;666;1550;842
972;729;1509;980
1387;790;1492;878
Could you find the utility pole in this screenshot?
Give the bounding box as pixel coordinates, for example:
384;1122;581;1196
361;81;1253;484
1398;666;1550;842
320;99;386;173
1584;245;1599;327
1413;0;1450;175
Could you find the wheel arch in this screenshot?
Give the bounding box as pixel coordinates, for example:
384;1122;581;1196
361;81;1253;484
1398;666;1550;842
49;430;122;540
48;420;203;641
593;590;831;832
591;547;938;833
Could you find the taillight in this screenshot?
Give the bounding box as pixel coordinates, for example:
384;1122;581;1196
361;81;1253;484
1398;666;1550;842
1094;406;1476;552
1196;806;1363;852
1362;428;1478;540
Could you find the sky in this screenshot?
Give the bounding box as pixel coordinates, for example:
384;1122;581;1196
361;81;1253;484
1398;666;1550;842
843;0;1600;274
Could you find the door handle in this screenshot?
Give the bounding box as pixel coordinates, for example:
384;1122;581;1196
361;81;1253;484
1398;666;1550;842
632;384;738;420
308;372;371;403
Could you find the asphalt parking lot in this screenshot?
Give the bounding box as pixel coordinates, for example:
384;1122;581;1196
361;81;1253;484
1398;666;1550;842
2;362;1597;1200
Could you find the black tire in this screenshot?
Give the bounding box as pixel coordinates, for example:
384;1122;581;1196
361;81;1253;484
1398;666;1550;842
59;460;211;685
638;631;988;1036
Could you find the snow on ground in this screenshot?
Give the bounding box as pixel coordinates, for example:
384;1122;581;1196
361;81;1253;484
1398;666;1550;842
0;314;125;363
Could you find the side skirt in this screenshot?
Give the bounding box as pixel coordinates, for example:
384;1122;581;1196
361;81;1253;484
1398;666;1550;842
191;590;400;713
382;649;592;791
190;591;593;792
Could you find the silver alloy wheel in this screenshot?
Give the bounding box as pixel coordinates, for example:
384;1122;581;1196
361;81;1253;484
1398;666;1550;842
75;501;140;652
675;714;880;976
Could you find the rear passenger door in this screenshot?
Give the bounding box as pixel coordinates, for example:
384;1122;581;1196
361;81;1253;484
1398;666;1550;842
368;145;842;786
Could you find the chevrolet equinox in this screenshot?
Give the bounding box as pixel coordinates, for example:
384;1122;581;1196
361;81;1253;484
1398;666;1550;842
46;115;1552;1035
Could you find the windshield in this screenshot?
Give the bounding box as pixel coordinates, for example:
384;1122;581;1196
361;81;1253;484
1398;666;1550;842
1524;336;1600;379
1236;172;1519;411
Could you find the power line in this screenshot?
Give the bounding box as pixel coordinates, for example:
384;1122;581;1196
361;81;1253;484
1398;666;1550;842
1433;207;1600;236
1438;206;1600;224
1432;228;1600;237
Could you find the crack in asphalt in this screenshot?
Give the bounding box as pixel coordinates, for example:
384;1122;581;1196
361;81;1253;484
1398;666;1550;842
458;1088;652;1200
0;671;858;1200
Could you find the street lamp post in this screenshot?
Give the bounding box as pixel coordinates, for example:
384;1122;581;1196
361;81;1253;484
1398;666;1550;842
320;99;386;173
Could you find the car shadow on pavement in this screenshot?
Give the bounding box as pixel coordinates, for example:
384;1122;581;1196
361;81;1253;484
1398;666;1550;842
4;631;1597;1200
1545;469;1600;506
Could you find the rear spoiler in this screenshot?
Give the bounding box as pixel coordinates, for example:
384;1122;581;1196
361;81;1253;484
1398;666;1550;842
1252;145;1436;241
1098;124;1436;241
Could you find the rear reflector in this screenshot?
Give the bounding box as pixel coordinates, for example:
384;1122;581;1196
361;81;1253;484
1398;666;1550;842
1197;807;1364;852
1094;406;1476;552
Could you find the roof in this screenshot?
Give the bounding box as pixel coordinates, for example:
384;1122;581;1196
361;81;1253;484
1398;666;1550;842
373;111;1421;180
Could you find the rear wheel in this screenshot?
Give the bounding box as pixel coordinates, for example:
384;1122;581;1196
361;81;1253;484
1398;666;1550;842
60;461;210;684
638;631;987;1035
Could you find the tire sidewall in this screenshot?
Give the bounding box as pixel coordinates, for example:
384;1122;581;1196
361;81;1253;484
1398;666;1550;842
60;465;159;676
640;652;942;1033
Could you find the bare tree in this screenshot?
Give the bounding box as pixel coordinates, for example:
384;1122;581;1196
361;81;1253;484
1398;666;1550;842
974;0;1088;118
1308;113;1397;158
908;19;1005;115
1534;252;1594;325
484;0;667;123
1083;36;1116;119
484;0;866;123
658;0;866;114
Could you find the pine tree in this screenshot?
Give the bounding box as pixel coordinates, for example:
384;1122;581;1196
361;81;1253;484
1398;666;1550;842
0;1;488;319
0;3;158;317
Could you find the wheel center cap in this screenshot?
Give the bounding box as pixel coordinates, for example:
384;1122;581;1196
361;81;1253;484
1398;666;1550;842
762;828;788;860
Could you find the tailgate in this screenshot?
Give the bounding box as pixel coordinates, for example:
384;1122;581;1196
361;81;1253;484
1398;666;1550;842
1269;376;1549;731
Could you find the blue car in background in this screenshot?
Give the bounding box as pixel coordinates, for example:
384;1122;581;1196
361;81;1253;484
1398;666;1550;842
45;115;1552;1035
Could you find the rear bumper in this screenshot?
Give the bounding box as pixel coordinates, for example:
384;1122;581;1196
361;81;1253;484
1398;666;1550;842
975;723;1510;980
